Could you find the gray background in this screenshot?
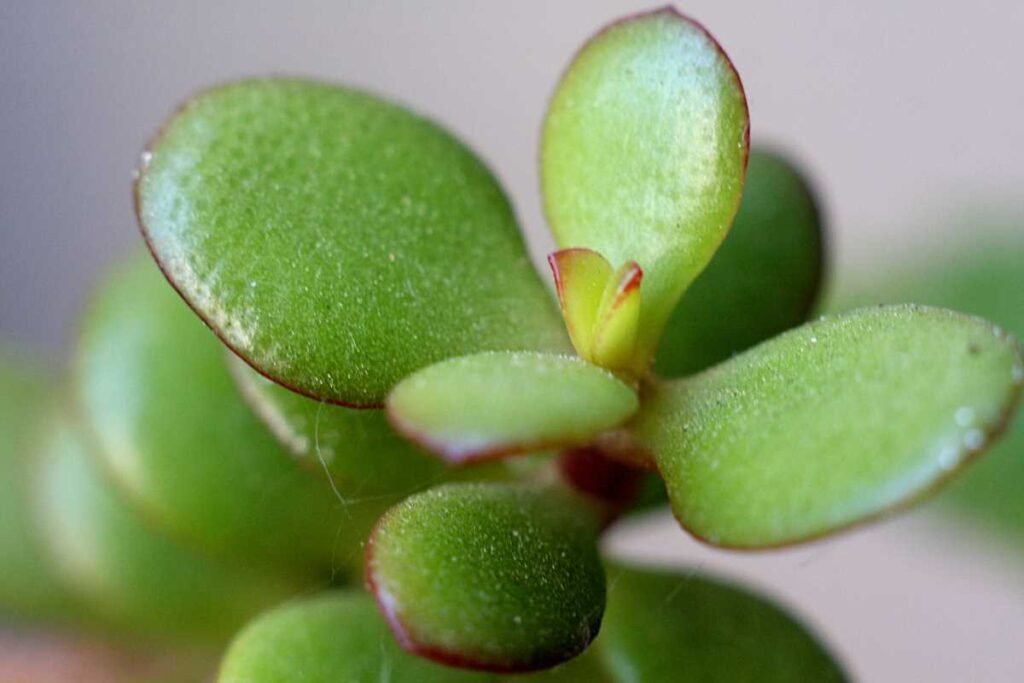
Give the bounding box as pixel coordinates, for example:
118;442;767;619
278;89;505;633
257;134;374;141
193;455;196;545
2;2;1023;680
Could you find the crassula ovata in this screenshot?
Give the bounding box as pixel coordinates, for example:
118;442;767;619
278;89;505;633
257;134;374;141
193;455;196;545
0;6;1020;681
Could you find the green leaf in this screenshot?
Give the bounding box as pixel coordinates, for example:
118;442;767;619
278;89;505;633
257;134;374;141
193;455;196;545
366;483;605;672
0;353;83;623
542;8;749;369
548;249;644;374
75;257;382;575
228;354;450;493
387;352;638;464
137;78;569;407
834;234;1024;544
655;149;824;377
632;305;1023;547
598;563;847;682
219;591;496;683
33;412;298;643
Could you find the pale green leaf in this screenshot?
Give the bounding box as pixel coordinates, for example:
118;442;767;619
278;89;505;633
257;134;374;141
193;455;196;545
387;352;638;464
33;412;297;643
632;305;1023;546
542;8;749;368
655;149;824;377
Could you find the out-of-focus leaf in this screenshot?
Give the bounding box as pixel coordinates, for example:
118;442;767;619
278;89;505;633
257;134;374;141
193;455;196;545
835;234;1024;543
366;483;605;672
75;257;381;576
632;305;1023;547
655;149;824;377
219;591;496;683
0;353;82;623
228;355;450;493
387;352;638;464
33;412;297;643
137;78;568;407
598;563;847;682
542;8;749;368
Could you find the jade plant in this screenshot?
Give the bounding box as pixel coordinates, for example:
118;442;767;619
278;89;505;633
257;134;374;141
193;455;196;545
1;7;1022;682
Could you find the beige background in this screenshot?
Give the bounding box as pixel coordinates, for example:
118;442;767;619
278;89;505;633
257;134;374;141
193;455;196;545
2;1;1023;680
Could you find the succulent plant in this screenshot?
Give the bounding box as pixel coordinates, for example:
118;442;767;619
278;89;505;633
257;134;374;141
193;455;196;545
0;7;1021;682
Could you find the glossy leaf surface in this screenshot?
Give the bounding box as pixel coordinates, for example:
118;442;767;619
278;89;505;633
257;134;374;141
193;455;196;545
0;355;81;622
655;149;824;377
367;483;605;672
137;78;568;407
33;413;295;642
836;235;1024;543
633;305;1023;547
75;258;379;575
387;352;638;464
599;564;846;682
219;591;496;683
542;8;749;366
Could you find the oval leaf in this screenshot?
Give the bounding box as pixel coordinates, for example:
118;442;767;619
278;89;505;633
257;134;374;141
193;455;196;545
599;563;847;682
632;305;1024;547
220;591;496;683
387;352;638;464
836;235;1024;543
33;412;296;642
542;8;749;367
137;78;568;407
0;354;83;623
75;257;380;575
366;483;605;672
655;149;824;377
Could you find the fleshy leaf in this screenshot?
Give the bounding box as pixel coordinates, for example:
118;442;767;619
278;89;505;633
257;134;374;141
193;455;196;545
229;355;534;493
655;149;825;377
387;351;638;464
835;235;1024;543
366;483;605;672
548;248;614;362
219;591;496;683
590;261;643;373
542;8;749;369
228;354;449;492
0;353;83;623
599;563;847;682
631;305;1024;547
33;412;296;642
136;78;569;407
75;257;382;575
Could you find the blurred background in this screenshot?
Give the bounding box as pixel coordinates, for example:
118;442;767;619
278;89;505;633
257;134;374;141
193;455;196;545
1;1;1022;680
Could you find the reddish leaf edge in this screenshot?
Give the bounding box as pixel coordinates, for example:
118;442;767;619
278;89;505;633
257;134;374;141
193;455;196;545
363;503;600;673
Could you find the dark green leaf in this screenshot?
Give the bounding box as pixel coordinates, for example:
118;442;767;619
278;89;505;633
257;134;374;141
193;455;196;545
655;149;824;377
542;8;749;368
598;563;847;682
632;305;1023;547
137;78;569;407
387;352;638;464
366;483;605;672
219;591;496;683
75;257;381;575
